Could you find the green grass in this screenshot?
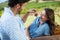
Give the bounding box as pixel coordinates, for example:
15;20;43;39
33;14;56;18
0;10;3;16
26;1;60;9
21;1;60;14
0;2;8;10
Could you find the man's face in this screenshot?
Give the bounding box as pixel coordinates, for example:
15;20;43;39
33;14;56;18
16;3;27;14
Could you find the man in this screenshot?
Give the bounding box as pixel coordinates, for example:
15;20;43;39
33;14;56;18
0;0;36;40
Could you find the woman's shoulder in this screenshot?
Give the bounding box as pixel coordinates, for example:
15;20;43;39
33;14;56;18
42;23;49;28
34;17;40;22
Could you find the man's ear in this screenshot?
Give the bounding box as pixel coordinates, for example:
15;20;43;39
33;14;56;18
16;4;21;9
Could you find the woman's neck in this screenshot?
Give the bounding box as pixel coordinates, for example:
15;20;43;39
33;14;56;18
40;19;45;25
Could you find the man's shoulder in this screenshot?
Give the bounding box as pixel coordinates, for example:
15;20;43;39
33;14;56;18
0;14;15;26
1;12;14;21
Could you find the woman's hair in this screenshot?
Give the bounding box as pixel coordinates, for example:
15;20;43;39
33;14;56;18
44;8;55;35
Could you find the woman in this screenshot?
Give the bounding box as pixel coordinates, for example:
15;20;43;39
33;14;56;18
26;8;55;39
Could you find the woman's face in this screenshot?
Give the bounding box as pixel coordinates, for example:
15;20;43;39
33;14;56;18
40;10;48;22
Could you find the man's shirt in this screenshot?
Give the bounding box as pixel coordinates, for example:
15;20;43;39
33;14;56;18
0;7;28;40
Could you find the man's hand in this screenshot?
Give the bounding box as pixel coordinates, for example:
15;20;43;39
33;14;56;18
22;9;38;23
27;9;37;13
27;9;38;17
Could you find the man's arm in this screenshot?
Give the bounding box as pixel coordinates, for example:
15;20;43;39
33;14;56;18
22;9;37;23
26;25;31;39
22;12;30;23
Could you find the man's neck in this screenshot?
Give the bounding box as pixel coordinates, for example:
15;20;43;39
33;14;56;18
10;7;17;16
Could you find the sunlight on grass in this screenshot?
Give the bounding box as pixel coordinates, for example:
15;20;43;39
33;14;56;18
55;15;60;25
24;15;36;27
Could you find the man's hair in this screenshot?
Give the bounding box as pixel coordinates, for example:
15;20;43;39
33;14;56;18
8;0;30;7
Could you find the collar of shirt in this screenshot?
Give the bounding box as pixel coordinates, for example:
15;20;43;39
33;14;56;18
4;7;22;21
4;7;14;16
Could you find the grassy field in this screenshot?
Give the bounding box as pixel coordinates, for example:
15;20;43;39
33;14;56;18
21;1;60;14
0;1;60;27
0;2;8;10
